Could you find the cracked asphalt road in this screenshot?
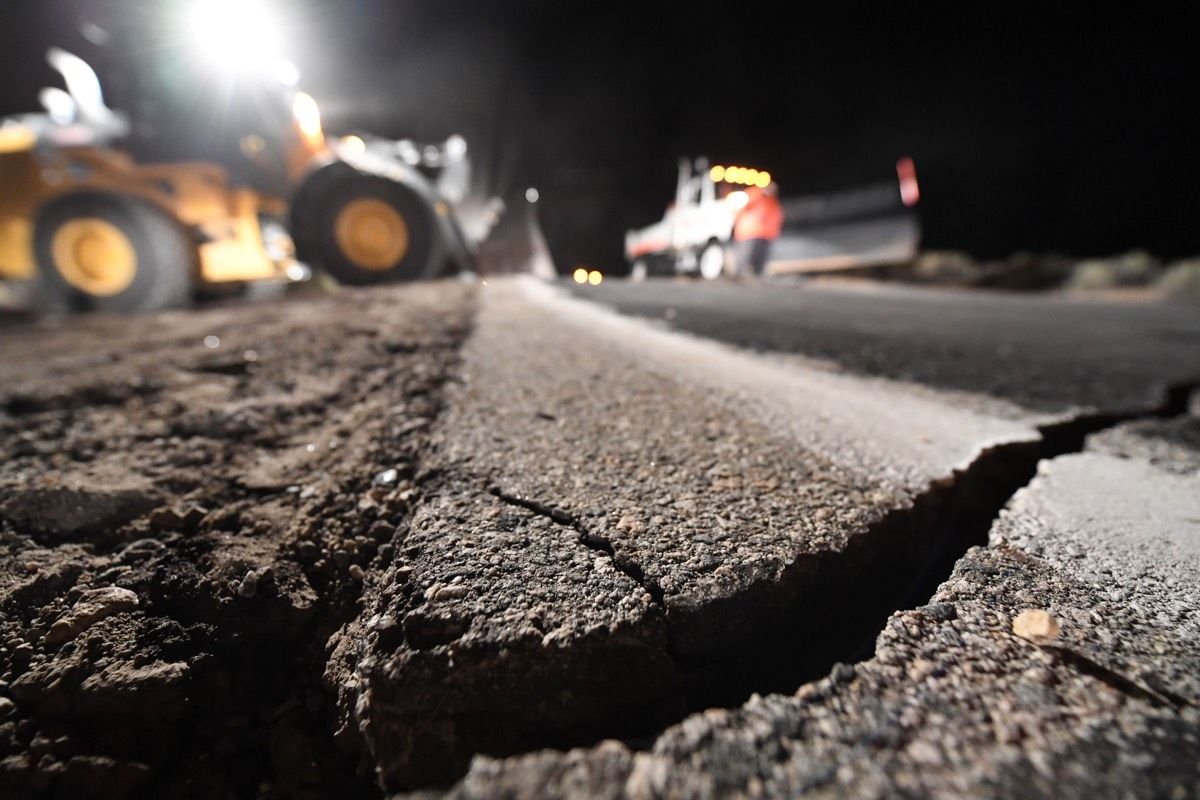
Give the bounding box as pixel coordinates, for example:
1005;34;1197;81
440;434;1200;800
1;277;1197;798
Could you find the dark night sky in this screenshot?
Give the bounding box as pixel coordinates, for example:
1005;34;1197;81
2;1;1199;272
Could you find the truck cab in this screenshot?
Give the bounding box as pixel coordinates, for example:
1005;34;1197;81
624;158;752;281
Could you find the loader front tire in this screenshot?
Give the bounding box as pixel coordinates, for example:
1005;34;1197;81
34;194;195;314
293;169;440;286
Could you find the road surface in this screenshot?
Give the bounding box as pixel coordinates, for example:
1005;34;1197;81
568;278;1200;414
0;278;1196;798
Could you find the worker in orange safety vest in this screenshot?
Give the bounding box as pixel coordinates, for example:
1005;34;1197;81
733;183;784;278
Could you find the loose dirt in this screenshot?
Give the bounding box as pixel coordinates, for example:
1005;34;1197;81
0;284;474;798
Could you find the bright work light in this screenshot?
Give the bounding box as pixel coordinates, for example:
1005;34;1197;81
187;0;285;77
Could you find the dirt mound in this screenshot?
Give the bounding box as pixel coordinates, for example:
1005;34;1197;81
0;284;474;798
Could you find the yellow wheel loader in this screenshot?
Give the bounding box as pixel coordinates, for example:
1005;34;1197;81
0;10;493;313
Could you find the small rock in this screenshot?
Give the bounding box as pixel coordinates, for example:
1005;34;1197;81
181;505;208;530
374;468;399;486
925;602;957;622
1157;258;1200;303
147;506;184;531
830;662;856;684
1012;609;1061;644
120;538;166;559
237;571;260;598
46;587;140;645
348;564;364;581
625;752;669;799
615;514;644;533
908;658;936;681
907;739;943;765
429;584;468;602
0;697;15;717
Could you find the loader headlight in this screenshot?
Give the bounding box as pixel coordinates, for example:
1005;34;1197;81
292;92;324;147
187;0;285;77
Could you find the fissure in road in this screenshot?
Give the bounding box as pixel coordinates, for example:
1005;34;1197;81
432;383;1196;778
490;382;1190;715
328;281;1200;793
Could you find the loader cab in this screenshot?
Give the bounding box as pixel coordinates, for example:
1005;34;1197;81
60;6;325;200
100;55;321;198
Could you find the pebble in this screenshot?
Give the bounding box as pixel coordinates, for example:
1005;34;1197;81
830;663;856;684
1012;609;1061;644
907;739;943;765
430;584;468;602
237;571;260;598
615;514;643;533
925;602;957;622
45;587;140;645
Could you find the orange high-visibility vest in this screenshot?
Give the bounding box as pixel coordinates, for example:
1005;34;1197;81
734;188;784;242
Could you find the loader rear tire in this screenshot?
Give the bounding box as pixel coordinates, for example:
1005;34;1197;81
34;194;195;314
293;168;440;286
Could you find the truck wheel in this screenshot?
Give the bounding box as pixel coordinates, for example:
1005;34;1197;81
293;169;440;286
34;194;194;313
630;259;649;282
699;242;727;280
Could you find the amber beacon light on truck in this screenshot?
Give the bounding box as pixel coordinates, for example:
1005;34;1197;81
709;165;772;189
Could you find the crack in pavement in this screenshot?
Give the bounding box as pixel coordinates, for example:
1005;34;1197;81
331;280;1200;794
489;486;669;609
1045;644;1195;710
427;381;1200;800
4;278;1196;798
